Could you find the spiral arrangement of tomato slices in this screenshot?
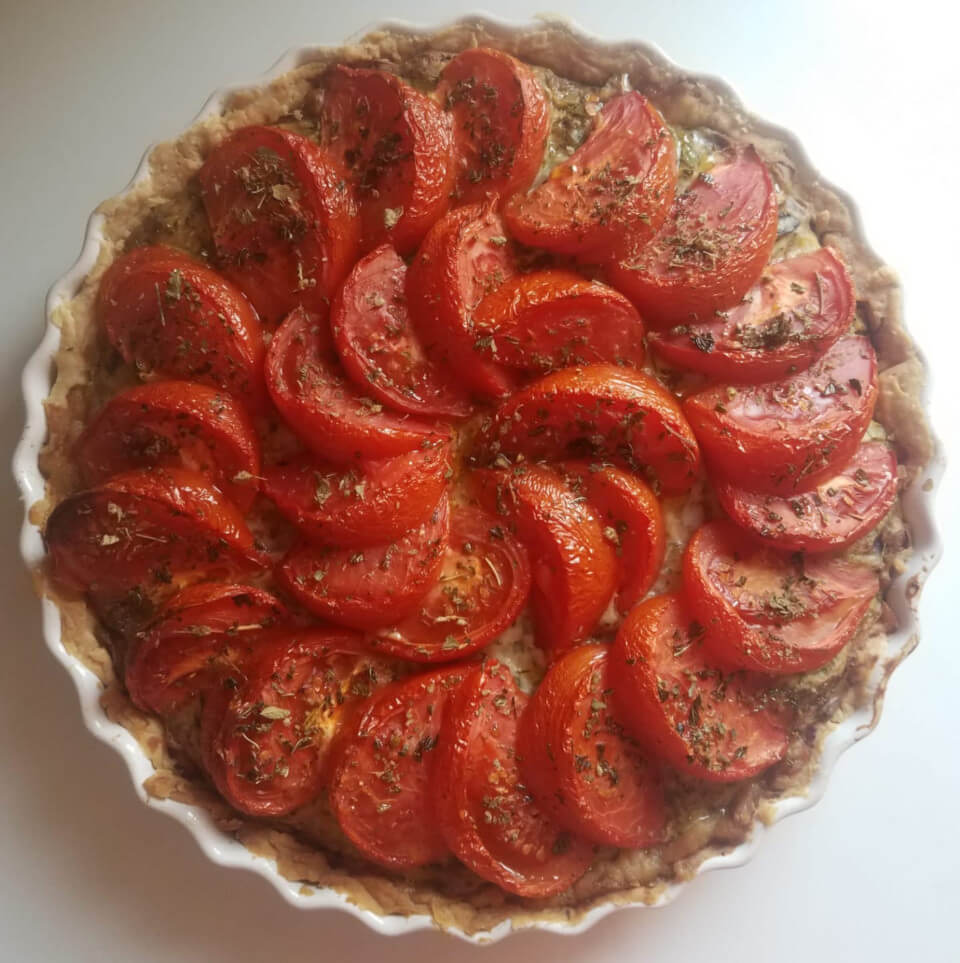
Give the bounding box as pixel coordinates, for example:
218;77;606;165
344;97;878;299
45;47;899;899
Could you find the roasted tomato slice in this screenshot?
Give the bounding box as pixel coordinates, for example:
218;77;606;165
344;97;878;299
198;125;358;324
503;91;676;258
97;245;264;401
125;583;285;715
437;47;550;204
683;520;878;673
76;381;261;512
607;148;778;327
262;441;450;548
476;364;701;495
279;495;450;629
330;245;470;418
472;465;616;657
715;441;898;553
265;306;441;462
433;660;594;896
471;269;646;373
328;665;469;869
366;505;531;662
648;248;855;382
558;461;665;613
518;644;666;848
683;336;878;494
312;65;454;254
406;202;519;399
610;594;790;781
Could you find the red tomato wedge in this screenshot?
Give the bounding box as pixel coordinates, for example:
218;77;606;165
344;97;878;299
558;462;665;613
648;248;855;382
198;125;358;324
683;336;878;494
472;465;616;657
437;47;550;204
265;306;442;462
407;202;520;399
366;505;531;662
503;91;676;258
262;441;450;548
433;660;594;897
476;364;701;495
715;441;898;553
683;520;878;673
328;665;468;869
125;583;286;715
607;148;778;327
518;644;666;848
472;269;646;373
97;245;264;402
610;594;790;781
76;381;261;512
330;245;470;418
313;65;454;254
279;496;450;629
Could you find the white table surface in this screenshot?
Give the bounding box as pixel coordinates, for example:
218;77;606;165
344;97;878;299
2;1;958;959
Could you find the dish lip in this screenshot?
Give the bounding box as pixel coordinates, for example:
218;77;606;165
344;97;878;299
11;12;945;945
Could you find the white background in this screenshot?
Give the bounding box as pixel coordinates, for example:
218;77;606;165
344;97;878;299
2;1;958;960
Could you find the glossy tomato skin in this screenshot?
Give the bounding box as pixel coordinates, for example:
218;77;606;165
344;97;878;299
518;645;666;848
365;505;531;662
330;245;470;418
648;248;855;383
97;245;264;402
683;336;878;494
715;441;898;552
503;91;677;258
610;594;790;781
437;47;550;205
312;65;454;254
328;665;469;869
432;660;594;897
607;148;778;327
198;125;358;324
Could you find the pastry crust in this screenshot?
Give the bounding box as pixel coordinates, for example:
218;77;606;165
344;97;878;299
30;17;934;936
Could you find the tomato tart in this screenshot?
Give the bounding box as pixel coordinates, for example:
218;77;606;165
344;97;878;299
29;18;935;937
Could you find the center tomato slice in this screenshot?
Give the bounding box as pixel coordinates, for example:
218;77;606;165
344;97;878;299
432;660;594;897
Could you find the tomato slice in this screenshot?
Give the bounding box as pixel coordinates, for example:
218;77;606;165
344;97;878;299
503;91;676;258
198;125;358;324
607;148;778;327
683;520;878;673
472;465;616;657
328;665;469;869
279;495;450;629
313;65;453;254
432;660;594;896
715;441;898;553
471;269;646;373
558;461;665;613
518;644;665;848
683;336;878;494
406;202;520;399
76;381;261;512
97;245;264;402
437;47;550;204
475;364;701;495
610;594;790;781
125;583;285;715
265;306;442;462
366;505;531;662
330;245;470;418
648;248;855;382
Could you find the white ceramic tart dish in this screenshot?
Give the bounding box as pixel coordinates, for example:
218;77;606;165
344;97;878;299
13;15;943;943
